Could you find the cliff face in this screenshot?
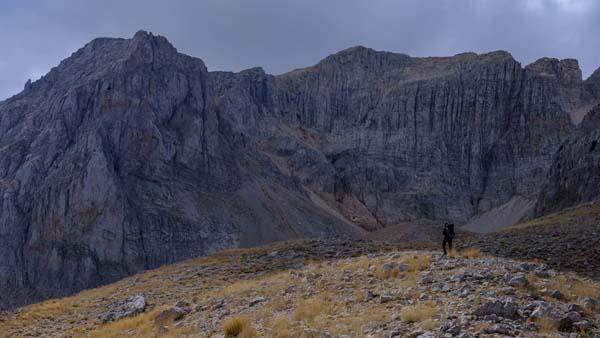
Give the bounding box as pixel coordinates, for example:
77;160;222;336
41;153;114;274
585;67;600;101
0;32;595;307
271;49;576;228
535;104;600;215
0;32;360;308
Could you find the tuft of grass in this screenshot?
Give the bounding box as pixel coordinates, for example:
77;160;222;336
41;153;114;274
571;279;600;300
537;316;557;334
400;303;436;323
404;253;432;272
548;275;600;302
89;306;196;338
376;266;401;279
269;315;292;338
344;256;371;272
222;315;256;338
294;297;333;323
420;318;438;330
549;275;574;300
458;247;481;259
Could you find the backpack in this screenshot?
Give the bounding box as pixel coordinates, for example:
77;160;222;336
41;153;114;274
443;223;455;238
447;223;455;238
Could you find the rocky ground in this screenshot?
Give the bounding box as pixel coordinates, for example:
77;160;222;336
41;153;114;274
368;202;600;280
1;237;599;337
463;202;600;280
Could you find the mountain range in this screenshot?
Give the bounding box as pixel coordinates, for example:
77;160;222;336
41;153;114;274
1;31;599;309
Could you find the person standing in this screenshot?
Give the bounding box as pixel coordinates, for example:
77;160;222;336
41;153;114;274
442;222;455;255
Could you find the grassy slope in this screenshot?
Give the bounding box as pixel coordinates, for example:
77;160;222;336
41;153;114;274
464;201;600;279
1;203;599;337
1;241;599;337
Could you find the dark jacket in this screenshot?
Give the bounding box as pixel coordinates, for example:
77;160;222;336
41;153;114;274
443;223;455;239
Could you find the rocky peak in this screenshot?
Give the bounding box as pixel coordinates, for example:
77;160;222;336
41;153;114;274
526;57;582;83
475;50;515;61
127;30;180;64
323;45;380;60
525;57;585;115
585;66;600;100
587;66;600;82
317;46;411;69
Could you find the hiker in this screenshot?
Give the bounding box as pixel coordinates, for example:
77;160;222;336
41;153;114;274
442;222;455;255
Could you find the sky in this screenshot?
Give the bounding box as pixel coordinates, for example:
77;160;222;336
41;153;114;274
1;0;599;100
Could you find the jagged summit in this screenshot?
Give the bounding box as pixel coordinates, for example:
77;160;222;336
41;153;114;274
526;57;583;82
585;66;600;101
452;50;514;60
13;31;202;100
316;47;516;70
588;66;600;81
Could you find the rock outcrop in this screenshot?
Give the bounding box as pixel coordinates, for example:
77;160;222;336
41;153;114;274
535;105;600;215
0;31;597;307
585;66;600;101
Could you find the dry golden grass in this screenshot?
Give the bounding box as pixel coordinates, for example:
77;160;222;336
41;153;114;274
403;253;432;272
222;315;256;338
571;279;600;300
376;265;401;279
458;247;481;258
8;241;600;338
269;315;293;338
324;306;390;336
420;318;438;330
447;247;481;259
537;316;557;334
342;255;371;272
217;270;291;300
294;297;334;323
89;309;159;338
400;303;437;323
88;305;194;338
548;275;600;302
268;296;288;312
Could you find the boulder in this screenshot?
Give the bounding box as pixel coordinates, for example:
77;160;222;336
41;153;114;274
100;294;146;323
508;274;529;287
582;297;599;311
529;301;564;320
473;298;520;320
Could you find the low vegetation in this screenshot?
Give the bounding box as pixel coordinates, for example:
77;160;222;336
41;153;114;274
222;315;256;338
448;247;481;259
548;275;600;301
1;239;599;337
403;252;432;271
537;316;557;335
294;297;333;323
400;303;437;323
89;306;195;338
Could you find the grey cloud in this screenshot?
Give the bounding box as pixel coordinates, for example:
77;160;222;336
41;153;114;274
1;0;599;100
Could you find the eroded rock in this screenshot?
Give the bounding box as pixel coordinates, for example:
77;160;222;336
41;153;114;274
100;294;146;323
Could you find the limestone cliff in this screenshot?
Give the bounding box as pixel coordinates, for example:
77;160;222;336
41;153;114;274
535;104;600;214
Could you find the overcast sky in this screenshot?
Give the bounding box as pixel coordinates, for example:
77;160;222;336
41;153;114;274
1;0;599;100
